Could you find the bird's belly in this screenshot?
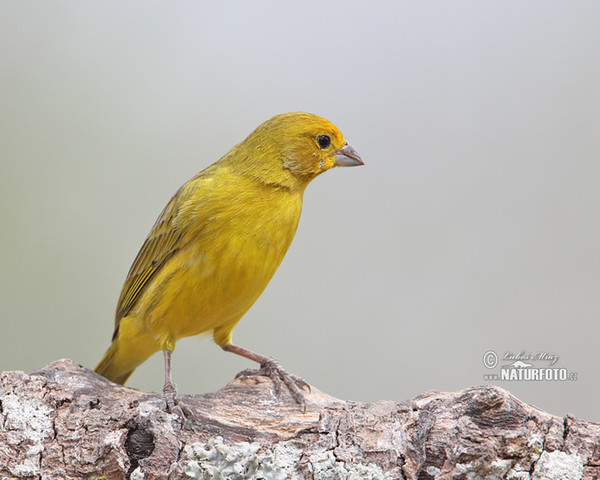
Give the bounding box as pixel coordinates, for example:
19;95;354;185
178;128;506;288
133;216;297;344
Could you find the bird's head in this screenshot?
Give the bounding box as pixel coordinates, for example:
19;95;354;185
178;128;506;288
228;112;363;190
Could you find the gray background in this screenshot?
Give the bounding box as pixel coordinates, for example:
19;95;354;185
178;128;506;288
2;1;599;422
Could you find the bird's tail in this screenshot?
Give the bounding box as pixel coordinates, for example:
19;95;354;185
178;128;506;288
95;321;162;385
94;340;137;385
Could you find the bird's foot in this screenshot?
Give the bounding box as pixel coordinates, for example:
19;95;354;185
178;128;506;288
236;358;311;411
163;380;178;396
162;382;193;428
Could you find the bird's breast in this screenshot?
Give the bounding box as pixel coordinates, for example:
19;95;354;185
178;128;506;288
140;185;304;339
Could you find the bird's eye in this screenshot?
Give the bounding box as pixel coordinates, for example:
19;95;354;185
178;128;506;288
317;135;331;149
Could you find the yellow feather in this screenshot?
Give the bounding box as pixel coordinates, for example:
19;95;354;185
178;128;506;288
94;112;362;386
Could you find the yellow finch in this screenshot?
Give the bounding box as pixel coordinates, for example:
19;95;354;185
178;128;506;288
94;112;363;403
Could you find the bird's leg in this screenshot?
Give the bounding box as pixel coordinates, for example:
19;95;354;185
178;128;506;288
162;348;177;395
162;349;191;426
221;344;311;410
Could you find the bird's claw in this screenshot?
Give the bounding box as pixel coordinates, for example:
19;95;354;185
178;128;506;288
163;380;178;396
162;384;193;428
237;358;310;411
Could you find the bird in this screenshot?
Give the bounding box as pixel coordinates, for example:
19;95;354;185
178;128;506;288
94;112;363;405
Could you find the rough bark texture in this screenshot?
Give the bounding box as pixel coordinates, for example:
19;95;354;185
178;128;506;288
0;359;598;480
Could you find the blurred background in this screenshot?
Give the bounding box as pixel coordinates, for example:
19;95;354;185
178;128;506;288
1;1;599;422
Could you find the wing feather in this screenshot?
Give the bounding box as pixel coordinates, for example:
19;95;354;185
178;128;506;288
112;189;187;339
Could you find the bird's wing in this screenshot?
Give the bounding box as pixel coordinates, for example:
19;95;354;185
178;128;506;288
112;185;189;339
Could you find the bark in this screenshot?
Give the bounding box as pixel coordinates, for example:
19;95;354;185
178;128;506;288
0;359;598;480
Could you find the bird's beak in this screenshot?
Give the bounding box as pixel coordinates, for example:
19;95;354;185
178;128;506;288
335;142;364;167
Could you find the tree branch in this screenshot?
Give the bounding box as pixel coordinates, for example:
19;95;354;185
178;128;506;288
0;359;598;479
